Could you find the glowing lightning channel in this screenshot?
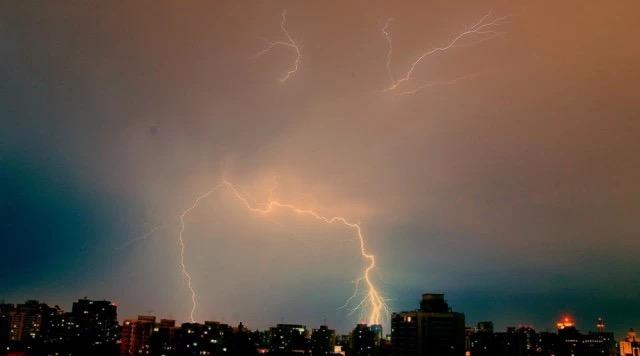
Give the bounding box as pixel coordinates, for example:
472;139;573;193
178;186;221;323
337;277;364;310
116;224;165;251
382;18;395;85
394;72;483;96
176;180;388;325
384;12;510;94
253;11;302;83
221;180;388;325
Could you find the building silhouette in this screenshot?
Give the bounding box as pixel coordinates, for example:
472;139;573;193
496;326;538;356
619;329;640;356
149;319;178;356
554;317;616;356
466;321;495;356
311;325;336;355
463;317;616;356
269;323;309;354
1;300;61;354
0;298;120;355
120;315;156;355
582;318;615;356
350;323;376;356
391;293;465;356
0;295;627;356
69;298;120;354
122;318;257;356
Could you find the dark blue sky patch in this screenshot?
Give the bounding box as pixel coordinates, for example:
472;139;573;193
0;154;106;289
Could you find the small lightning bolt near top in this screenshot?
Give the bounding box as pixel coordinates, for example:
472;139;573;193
382;18;395;84
253;11;302;83
383;12;511;94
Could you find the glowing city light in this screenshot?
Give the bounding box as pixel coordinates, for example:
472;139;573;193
556;316;575;330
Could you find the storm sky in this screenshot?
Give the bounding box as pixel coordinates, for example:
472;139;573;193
1;1;639;334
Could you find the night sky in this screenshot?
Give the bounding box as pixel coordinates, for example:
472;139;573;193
1;1;639;335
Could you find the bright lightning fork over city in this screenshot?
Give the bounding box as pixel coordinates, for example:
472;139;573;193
176;180;389;326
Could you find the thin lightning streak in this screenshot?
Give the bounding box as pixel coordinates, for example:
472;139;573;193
253;11;302;83
337;277;364;310
382;18;395;84
384;12;511;93
116;225;164;250
349;294;370;316
267;178;279;201
178;187;221;323
394;72;483;96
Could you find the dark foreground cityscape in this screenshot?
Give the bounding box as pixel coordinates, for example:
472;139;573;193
1;292;638;356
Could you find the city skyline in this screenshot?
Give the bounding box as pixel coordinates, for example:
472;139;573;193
0;293;628;355
0;293;626;335
1;0;640;342
0;292;629;337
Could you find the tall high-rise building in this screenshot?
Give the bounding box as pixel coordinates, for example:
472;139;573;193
311;325;336;355
555;316;616;356
233;322;259;355
269;323;309;354
619;329;640;356
120;315;156;355
149;319;177;356
370;324;384;346
582;318;615;356
351;323;376;356
3;300;62;354
476;321;494;333
8;300;58;343
174;321;239;355
391;293;465;356
466;321;495;356
0;303;13;349
556;316;582;356
495;326;537;356
70;298;120;354
537;331;559;355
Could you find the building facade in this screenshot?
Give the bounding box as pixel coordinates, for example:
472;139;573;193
312;325;336;355
391;293;465;356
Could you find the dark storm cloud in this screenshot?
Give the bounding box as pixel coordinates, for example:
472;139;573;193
1;0;639;334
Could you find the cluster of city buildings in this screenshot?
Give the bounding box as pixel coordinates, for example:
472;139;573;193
1;293;638;355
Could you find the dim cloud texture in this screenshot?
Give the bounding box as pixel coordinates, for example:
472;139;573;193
1;0;639;334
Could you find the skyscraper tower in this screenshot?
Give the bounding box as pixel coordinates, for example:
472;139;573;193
391;293;465;355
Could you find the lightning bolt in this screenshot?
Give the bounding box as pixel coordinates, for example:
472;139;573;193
382;18;395;85
394;72;483;96
222;181;388;325
178;187;221;323
116;224;165;251
337;277;364;310
383;12;510;94
175;180;388;326
253;10;302;83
